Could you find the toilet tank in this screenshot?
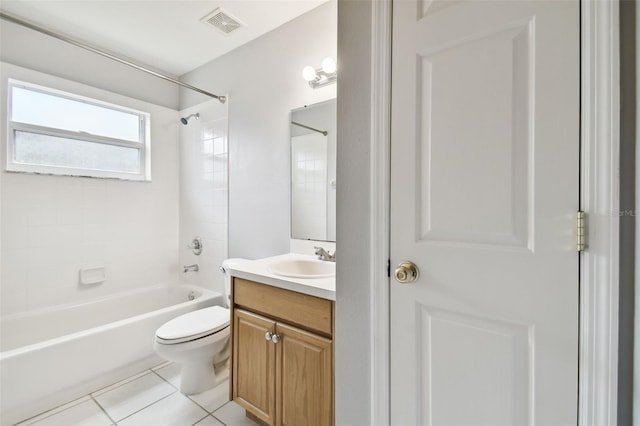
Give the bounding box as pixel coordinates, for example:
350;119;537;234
220;258;248;308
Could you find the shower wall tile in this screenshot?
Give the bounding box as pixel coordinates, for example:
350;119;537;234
0;65;181;316
179;101;228;294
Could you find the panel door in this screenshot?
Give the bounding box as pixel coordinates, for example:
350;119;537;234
390;0;580;425
275;322;333;426
233;309;276;425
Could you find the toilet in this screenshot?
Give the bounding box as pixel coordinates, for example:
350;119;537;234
153;258;246;395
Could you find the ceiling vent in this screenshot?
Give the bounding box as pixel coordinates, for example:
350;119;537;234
201;8;244;35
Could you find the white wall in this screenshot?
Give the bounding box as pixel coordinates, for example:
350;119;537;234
180;1;337;260
0;18;180;110
0;62;180;315
179;100;229;297
335;0;374;423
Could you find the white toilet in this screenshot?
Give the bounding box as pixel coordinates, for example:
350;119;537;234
153;258;245;395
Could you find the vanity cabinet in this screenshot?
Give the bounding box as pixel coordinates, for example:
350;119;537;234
231;278;334;426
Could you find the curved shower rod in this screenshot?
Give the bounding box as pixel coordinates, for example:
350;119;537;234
0;11;226;104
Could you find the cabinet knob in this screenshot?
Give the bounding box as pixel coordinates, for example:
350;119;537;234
265;331;273;341
271;334;281;344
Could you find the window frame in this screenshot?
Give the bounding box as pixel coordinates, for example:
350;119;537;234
6;79;151;181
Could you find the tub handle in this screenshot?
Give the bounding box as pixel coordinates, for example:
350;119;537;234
188;237;203;255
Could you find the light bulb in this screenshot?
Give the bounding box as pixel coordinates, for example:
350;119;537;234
302;66;317;82
321;57;336;74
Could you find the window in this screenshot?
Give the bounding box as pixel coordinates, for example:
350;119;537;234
7;79;151;180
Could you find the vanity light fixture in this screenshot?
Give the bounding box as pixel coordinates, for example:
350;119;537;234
302;57;337;89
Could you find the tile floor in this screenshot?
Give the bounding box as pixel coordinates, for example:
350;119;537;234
16;362;258;426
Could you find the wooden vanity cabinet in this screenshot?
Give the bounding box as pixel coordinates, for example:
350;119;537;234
233;309;277;424
231;278;334;426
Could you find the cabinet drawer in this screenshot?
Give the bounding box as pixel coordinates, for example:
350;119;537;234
233;278;333;337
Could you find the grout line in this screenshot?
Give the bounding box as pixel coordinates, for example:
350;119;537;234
154;371;229;421
151;368;179;390
211;401;235;426
11;396;92;426
191;413;212;426
152;366;230;415
113;391;177;424
150;360;173;371
187;395;216;415
16;365;233;426
90;394;117;425
91;370;155;397
210;412;228;426
184;382;230;415
15;366;186;426
143;369;229;424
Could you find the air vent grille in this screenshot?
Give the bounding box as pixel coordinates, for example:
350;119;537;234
201;8;244;35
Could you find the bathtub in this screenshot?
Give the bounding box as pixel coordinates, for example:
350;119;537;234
0;284;223;425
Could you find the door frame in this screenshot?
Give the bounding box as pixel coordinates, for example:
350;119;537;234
369;0;621;424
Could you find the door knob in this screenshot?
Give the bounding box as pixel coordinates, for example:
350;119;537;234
271;334;281;344
265;331;273;341
394;261;419;283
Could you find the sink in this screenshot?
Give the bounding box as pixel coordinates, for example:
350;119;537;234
267;258;335;279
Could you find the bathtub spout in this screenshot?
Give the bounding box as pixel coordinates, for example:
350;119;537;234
183;264;199;273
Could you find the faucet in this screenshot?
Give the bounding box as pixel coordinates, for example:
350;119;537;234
314;246;336;262
183;264;199;273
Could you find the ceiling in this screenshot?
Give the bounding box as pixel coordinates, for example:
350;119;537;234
0;0;328;76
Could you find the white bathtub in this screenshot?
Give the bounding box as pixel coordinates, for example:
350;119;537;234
0;284;223;425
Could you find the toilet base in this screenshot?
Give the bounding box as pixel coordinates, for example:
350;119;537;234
179;358;217;395
178;356;230;395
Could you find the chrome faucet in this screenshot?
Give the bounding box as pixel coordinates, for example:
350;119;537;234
314;246;336;262
183;264;199;273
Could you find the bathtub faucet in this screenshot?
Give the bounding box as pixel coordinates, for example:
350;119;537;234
183;264;199;273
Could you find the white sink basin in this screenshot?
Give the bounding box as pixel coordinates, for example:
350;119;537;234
267;258;335;279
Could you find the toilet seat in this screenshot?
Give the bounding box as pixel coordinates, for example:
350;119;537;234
156;306;229;344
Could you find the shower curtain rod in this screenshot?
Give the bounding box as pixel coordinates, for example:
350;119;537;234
0;11;226;104
291;121;328;136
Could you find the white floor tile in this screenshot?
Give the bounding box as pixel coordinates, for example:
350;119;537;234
117;393;208;426
93;370;152;396
153;362;182;389
212;402;258;426
16;397;112;426
188;380;230;413
92;372;176;421
193;415;224;425
152;361;173;370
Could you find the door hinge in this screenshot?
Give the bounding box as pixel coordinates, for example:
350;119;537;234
577;211;586;252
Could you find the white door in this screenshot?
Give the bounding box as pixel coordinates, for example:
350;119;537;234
390;1;580;425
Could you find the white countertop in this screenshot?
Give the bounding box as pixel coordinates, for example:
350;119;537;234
228;253;336;301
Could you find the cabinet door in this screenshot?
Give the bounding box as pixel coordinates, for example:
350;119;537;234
233;309;276;425
276;323;333;426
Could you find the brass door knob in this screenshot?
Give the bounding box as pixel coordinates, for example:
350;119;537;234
394;261;419;284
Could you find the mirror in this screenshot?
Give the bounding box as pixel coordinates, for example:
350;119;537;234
290;99;336;242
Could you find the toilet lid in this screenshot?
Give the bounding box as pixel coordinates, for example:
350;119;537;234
156;306;229;343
